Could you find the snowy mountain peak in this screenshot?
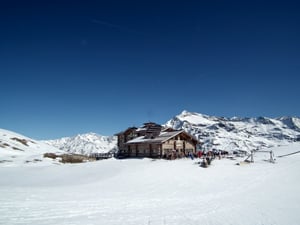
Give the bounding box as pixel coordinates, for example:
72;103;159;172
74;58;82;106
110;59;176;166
180;110;197;117
166;111;217;131
165;111;300;153
278;116;300;131
45;132;117;155
179;110;208;119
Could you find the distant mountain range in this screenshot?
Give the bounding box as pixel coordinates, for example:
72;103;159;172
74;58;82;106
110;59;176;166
44;133;118;155
165;110;300;152
47;110;300;154
1;110;300;162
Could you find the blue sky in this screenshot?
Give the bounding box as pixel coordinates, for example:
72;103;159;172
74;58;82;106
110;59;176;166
1;0;299;139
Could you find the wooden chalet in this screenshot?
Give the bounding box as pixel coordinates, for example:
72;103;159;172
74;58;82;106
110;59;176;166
116;122;199;159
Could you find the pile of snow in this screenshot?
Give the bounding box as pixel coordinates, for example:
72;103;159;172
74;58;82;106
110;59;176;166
0;143;300;225
44;133;118;155
165;110;300;153
0;128;61;166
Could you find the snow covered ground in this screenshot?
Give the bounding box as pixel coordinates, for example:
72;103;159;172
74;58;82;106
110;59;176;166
1;143;300;225
0;128;62;166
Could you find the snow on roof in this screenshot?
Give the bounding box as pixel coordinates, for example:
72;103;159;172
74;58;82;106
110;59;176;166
126;136;148;144
150;130;183;143
126;130;197;144
136;127;147;132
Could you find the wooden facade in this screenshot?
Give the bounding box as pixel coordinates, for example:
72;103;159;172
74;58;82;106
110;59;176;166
115;127;137;157
116;122;199;159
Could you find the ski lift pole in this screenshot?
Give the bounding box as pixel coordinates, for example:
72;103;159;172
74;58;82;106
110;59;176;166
270;150;275;163
250;150;254;163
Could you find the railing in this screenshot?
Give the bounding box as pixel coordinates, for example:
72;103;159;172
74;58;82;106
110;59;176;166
89;153;113;160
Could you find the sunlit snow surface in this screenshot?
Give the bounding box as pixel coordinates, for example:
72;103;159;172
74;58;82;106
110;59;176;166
44;133;117;155
1;143;300;225
166;111;300;153
0;128;61;166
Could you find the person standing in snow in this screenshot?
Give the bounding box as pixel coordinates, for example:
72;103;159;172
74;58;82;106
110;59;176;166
188;152;194;160
198;151;203;158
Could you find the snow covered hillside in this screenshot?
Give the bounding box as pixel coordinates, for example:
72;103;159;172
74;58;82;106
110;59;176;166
0;128;61;166
44;133;117;155
0;143;300;225
44;111;300;155
165;110;300;152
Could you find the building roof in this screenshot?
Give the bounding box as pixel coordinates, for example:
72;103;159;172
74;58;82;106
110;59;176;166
114;127;137;136
126;130;199;145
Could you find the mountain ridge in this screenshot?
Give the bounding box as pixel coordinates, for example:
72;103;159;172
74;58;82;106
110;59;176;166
44;132;118;155
165;110;300;152
2;110;300;158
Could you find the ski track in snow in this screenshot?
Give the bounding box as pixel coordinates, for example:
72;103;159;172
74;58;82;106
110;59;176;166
1;144;300;225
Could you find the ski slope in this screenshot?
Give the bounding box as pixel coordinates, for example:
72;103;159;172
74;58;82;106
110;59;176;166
0;143;300;225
